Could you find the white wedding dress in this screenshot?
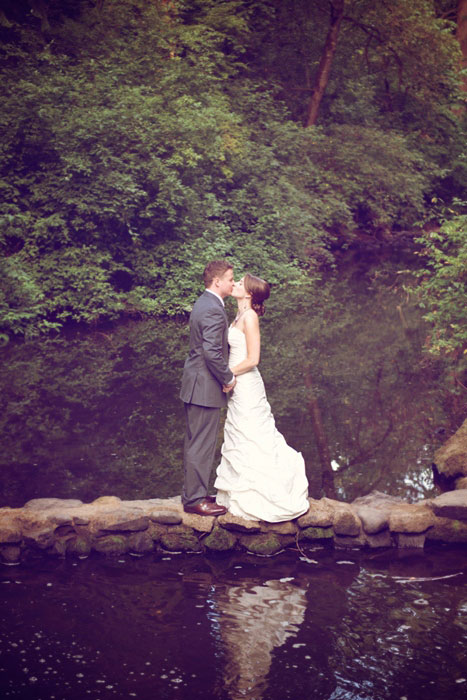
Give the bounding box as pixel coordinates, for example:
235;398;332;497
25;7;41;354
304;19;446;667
215;326;309;522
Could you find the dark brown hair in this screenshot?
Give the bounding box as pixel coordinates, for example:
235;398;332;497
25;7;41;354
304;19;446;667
203;260;233;287
244;272;270;316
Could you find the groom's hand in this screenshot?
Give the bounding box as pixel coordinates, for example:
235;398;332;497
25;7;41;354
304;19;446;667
223;378;236;393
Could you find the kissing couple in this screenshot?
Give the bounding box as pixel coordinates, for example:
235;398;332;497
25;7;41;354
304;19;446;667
180;260;309;522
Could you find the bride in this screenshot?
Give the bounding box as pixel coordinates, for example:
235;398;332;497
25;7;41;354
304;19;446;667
214;273;309;522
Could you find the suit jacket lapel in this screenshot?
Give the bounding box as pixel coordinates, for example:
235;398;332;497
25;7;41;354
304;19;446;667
204;290;228;322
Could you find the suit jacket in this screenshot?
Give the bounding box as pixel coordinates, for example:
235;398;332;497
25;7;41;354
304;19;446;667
180;291;234;408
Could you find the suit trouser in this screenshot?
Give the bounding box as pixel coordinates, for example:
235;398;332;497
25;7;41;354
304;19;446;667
182;402;221;505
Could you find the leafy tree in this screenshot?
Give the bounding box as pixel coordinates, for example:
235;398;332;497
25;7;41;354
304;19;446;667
0;0;319;336
0;0;465;342
412;204;467;386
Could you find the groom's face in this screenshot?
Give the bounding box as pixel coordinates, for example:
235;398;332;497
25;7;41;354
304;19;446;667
217;268;235;299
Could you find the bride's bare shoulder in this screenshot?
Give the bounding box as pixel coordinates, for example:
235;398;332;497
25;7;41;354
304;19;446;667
244;309;259;328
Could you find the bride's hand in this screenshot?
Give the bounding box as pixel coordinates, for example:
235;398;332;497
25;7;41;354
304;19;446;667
223;378;236;393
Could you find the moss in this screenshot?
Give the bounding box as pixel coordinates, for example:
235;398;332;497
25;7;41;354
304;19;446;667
300;526;334;541
426;519;467;543
147;522;167;542
93;535;129;555
240;533;283;556
67;536;92;556
128;531;154;554
0;545;21;564
204;526;237;552
160;531;201;552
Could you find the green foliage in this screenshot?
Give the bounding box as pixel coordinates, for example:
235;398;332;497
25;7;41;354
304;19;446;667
0;317;188;505
0;0;465;340
0;0;323;335
413;206;467;369
261;265;447;499
300;125;431;234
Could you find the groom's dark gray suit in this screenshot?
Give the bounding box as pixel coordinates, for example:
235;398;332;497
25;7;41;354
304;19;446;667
180;290;234;506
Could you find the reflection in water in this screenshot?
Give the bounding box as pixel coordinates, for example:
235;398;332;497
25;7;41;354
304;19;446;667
0;261;455;507
0;550;466;699
215;578;307;700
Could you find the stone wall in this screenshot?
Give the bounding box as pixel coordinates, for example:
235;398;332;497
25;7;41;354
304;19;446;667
433;417;467;489
2;489;467;564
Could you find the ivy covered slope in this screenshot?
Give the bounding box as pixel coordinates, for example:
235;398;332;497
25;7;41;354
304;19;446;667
0;0;466;350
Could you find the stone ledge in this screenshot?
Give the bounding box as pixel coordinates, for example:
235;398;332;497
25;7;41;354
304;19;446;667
2;490;467;563
433;417;467;479
428;490;467;521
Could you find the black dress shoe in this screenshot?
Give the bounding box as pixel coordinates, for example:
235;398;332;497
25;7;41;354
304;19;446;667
184;500;227;517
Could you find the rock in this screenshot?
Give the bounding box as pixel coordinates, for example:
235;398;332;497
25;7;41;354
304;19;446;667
260;521;298;536
93;535;129;555
433;418;467;478
0;525;22;544
352;492;405;535
0;545;21;564
67;536;92;557
429;490;467;521
352;491;405;508
54;525;76;538
299;526;334;541
181;512;215;533
147;522;167;542
204;526;237;552
120;498;175;510
91;510;149;535
353;506;390;534
160;530;201;552
148;509;182;525
331;506;361;536
297;498;333;528
455;477;467;490
128;531;154;554
217;512;261;533
388;504;436;534
102;516;149;532
16;502;77;527
47;512;75;526
51;538;69;557
395;533;426;548
23;498;83;510
318;498;361;536
365;530;393;549
334;531;367;548
425;517;467;543
23;527;56;550
239;533;283;556
91;496;122;506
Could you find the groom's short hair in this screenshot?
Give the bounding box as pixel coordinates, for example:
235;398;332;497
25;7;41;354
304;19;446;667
203;260;233;287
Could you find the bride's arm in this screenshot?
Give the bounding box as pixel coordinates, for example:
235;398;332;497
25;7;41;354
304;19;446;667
230;310;260;376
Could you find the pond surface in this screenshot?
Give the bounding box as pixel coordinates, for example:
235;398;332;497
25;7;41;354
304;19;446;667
1;260;466;699
1;545;467;700
0;259;451;508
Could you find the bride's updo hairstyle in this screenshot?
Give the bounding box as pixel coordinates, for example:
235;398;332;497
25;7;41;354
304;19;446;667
244;273;270;317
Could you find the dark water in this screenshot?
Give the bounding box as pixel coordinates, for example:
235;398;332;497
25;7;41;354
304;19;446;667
0;262;454;508
1;263;466;699
1;545;467;700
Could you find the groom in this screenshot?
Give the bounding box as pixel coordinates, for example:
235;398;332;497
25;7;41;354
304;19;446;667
180;260;236;516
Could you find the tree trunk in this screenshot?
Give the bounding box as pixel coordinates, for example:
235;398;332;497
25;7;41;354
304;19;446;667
304;369;337;498
305;0;346;127
457;0;467;101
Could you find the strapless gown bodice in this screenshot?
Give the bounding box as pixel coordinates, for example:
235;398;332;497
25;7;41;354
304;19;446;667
214;326;309;522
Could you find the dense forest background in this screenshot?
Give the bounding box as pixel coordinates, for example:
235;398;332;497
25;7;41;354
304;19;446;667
1;0;466;407
0;0;466;504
